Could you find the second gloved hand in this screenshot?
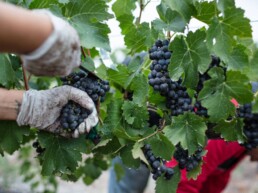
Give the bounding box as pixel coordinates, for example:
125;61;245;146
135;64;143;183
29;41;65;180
16;85;98;138
22;10;81;76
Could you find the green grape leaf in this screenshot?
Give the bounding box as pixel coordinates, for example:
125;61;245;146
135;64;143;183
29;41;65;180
199;69;253;122
63;0;113;51
213;119;245;142
202;92;236;122
149;134;175;160
116;14;135;35
164;113;207;155
0;54;16;87
93;137;122;155
112;0;135;36
103;99;123;133
120;144;141;168
226;45;249;70
0;121;30;154
194;1;217;24
122;101;149;129
29;0;58;8
112;0;136;18
206;7;252;60
130;74;149;106
81;57;95;72
163;0;196;23
132;142;147;164
38;132;87;176
107;65;130;88
155;167;180;193
169;30;211;89
114;163;125;182
124;22;158;54
217;0;235;13
244;49;258;81
155;3;186;32
82;158;102;185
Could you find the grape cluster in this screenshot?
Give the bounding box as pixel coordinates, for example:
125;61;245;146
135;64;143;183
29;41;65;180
143;144;174;180
174;144;203;172
61;71;110;103
241;114;258;150
237;104;258;150
32;141;45;155
237;104;253;119
60;101;91;131
148;40;193;116
60;71;110;131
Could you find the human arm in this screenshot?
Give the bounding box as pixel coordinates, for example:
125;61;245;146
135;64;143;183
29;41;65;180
0;86;98;138
0;88;24;120
0;2;80;76
0;2;52;54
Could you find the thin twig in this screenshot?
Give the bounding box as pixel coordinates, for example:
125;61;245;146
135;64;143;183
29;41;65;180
136;0;144;25
87;49;91;57
81;46;87;58
20;59;29;90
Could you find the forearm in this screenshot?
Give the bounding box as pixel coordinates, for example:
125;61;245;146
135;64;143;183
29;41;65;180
0;88;24;120
0;2;52;54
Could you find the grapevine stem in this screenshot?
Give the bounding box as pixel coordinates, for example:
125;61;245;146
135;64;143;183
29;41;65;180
81;46;87;58
87;49;91;57
21;59;29;90
136;0;144;25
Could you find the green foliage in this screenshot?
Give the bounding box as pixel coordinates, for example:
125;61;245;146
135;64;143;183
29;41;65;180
164;113;207;155
0;121;30;154
169;29;211;88
38;132;87;176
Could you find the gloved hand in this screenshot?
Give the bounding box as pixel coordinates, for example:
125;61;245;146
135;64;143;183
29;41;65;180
16;86;98;138
22;10;80;76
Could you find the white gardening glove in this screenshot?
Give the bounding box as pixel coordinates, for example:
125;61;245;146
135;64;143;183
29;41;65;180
16;86;98;138
22;10;80;76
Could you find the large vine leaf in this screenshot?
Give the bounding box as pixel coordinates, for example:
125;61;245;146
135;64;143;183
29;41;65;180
107;65;130;88
122;101;149;129
155;167;181;193
63;0;113;50
154;2;186;32
112;0;135;35
0;54;16;87
120;143;141;169
38;132;87;176
244;49;258;81
213;119;245;142
226;45;249;70
206;7;252;61
164;113;207;155
0;121;30;154
112;0;136;18
124;22;159;54
199;68;253;122
169;29;211;89
148;134;175;160
163;0;196;23
102;99;124;134
194;1;217;24
130;74;149;106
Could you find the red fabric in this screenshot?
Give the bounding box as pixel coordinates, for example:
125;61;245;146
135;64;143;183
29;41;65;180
176;140;246;193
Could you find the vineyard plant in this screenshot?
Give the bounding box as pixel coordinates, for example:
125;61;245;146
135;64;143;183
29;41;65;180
1;0;258;193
